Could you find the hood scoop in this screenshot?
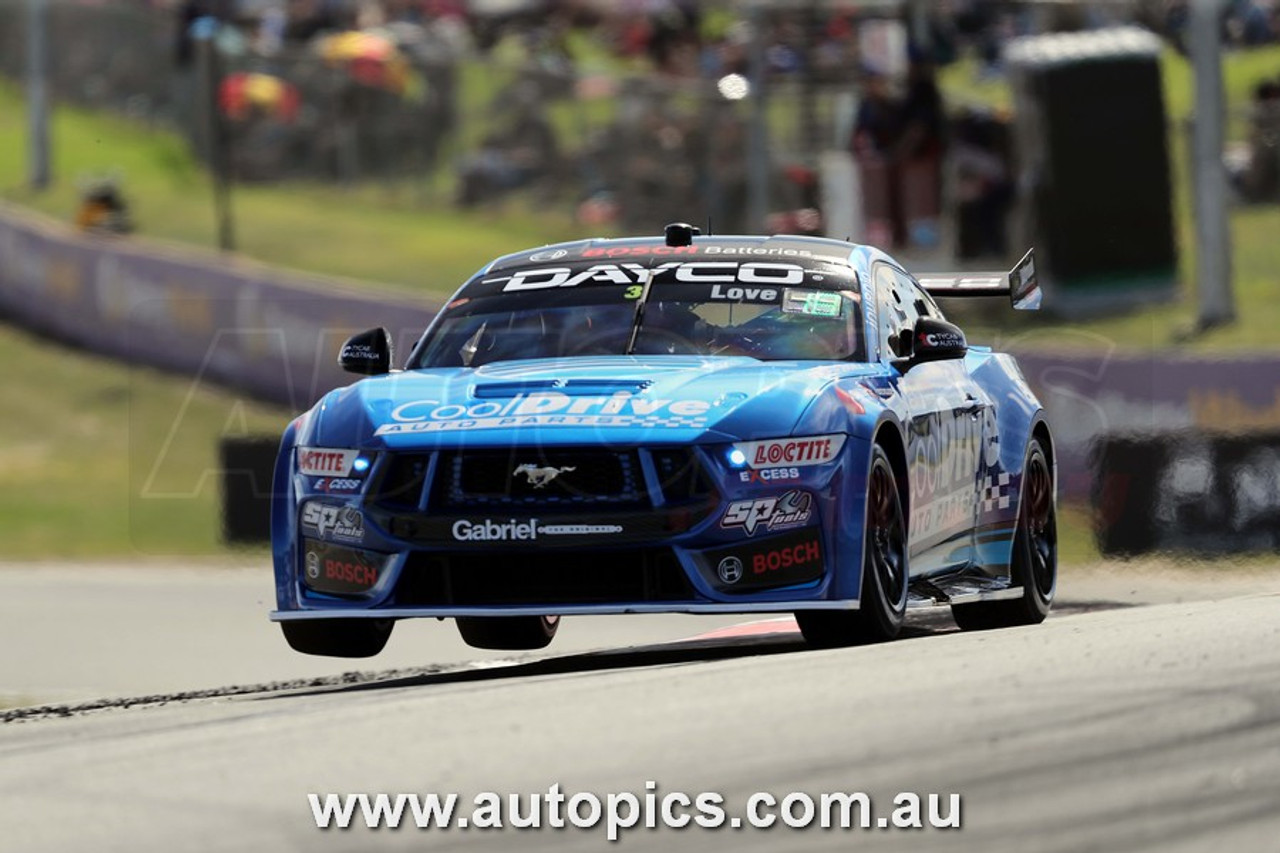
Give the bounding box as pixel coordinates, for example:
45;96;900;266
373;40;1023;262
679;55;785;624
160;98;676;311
473;378;652;399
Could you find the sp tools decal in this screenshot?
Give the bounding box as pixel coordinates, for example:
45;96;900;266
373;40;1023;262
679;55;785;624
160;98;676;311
300;502;366;544
297;448;360;477
719;489;814;536
732;435;845;469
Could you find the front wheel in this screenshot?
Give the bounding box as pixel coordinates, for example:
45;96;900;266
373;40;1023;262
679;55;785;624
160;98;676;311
797;444;908;647
456;615;560;650
281;618;393;657
952;438;1057;631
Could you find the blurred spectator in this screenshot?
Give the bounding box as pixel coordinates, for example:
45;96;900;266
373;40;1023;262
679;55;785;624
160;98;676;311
850;69;905;247
1228;78;1280;203
895;58;947;247
76;178;135;235
456;86;560;207
952;106;1014;259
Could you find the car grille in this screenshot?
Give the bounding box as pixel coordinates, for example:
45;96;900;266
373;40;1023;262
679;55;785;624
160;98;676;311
396;548;694;605
431;448;646;510
371;447;715;513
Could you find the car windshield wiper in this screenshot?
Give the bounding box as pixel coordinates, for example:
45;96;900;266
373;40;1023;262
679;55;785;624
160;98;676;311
624;269;656;356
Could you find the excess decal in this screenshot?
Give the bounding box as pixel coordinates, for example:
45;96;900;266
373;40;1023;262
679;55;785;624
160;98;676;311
739;467;802;484
300;502;365;544
311;477;363;494
451;519;624;542
732;435;845;469
719;490;814;536
375;392;712;434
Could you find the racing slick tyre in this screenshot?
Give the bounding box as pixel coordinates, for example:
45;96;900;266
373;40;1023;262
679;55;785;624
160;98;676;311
952;438;1057;631
456;615;560;650
280;618;394;657
797;444;908;647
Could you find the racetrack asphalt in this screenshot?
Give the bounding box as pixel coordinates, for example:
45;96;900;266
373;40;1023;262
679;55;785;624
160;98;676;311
0;560;1277;852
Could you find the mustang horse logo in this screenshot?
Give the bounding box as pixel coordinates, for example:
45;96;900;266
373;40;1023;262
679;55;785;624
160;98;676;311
513;464;576;489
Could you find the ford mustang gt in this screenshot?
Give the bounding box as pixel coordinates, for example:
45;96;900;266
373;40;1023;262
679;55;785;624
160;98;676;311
271;224;1055;655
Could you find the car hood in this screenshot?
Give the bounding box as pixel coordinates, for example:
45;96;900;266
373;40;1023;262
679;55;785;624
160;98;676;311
306;356;880;448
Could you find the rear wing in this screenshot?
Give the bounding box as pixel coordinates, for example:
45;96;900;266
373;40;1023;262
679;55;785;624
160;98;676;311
916;248;1041;310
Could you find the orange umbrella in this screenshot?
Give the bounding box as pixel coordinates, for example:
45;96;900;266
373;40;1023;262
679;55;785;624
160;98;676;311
218;72;301;122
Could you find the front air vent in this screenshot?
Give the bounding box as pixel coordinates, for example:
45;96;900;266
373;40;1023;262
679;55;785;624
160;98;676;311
396;548;693;605
369;453;431;510
650;447;715;503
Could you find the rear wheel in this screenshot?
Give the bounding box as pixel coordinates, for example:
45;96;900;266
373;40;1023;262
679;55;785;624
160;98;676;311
952;438;1057;631
797;445;908;647
456;615;560;650
280;618;393;657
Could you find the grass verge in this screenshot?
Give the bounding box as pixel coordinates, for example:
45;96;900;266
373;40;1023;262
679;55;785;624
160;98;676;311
0;321;290;558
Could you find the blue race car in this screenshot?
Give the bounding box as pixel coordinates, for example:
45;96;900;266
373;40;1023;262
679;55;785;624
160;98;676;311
271;224;1055;655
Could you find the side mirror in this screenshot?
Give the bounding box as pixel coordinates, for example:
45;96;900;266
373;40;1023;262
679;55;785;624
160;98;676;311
894;317;966;370
339;327;393;376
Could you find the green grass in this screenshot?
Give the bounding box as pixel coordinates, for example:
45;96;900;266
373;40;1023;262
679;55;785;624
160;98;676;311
0;322;290;557
0;80;580;294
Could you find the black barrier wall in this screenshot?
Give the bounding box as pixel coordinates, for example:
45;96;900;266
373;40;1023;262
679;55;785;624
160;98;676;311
1093;432;1280;555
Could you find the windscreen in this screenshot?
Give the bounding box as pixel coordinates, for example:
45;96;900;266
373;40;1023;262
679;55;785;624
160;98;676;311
413;258;864;368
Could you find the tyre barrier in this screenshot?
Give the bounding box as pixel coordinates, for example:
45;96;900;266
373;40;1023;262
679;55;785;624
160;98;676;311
1092;431;1280;556
219;435;281;544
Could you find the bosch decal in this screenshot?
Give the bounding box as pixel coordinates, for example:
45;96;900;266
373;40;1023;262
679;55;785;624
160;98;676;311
717;556;744;585
703;529;826;592
297;448;360;477
733;435;846;469
300;502;366;543
376;393;712;435
301;542;381;595
720;490;814;536
451;519;624;542
751;537;822;576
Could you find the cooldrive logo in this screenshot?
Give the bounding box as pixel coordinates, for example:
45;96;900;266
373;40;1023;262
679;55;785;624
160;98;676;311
733;436;845;469
485;261;806;292
375;393;712;434
298;448;360;477
301;502;365;544
720;490;814;536
451;519;624;542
